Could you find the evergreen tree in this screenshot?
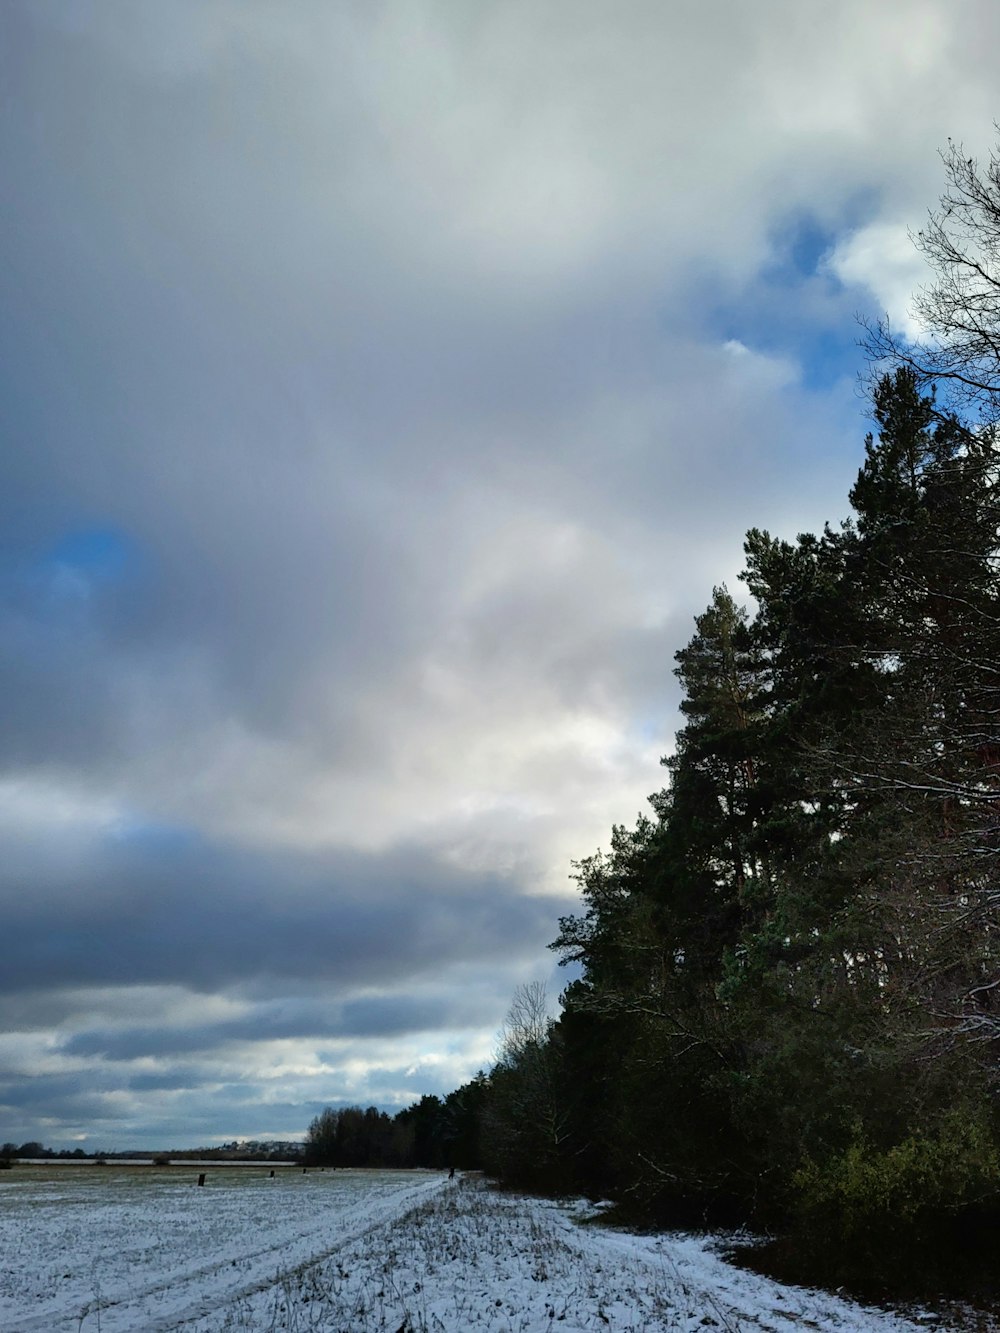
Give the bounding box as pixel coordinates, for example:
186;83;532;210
547;367;1000;1267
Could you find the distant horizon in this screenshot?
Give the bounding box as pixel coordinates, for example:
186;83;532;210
4;1141;304;1157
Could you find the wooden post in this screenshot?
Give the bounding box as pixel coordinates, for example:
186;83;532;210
197;1173;206;1187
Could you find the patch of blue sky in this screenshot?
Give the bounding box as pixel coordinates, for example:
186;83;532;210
769;193;882;285
769;212;842;285
0;525;141;635
16;523;149;623
706;205;889;396
794;328;867;395
710;295;862;397
46;526;140;583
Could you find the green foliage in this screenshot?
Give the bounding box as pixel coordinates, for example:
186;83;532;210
304;1105;411;1168
305;1076;491;1172
524;363;1000;1282
394;1095;445;1167
455;140;1000;1296
792;1108;1000;1269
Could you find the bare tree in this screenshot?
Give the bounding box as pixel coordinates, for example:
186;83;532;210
865;134;1000;424
482;982;571;1187
495;980;551;1066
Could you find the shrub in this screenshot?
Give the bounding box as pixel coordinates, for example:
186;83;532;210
791;1108;1000;1277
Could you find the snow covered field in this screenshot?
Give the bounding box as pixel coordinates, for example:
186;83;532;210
0;1164;966;1331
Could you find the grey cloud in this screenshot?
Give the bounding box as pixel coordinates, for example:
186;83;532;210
61;990;500;1061
0;1073;312;1148
125;1066;217;1093
5;0;1000;1145
0;1072;123;1117
0;0;939;792
0;831;559;997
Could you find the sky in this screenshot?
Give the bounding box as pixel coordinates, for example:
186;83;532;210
2;0;998;1150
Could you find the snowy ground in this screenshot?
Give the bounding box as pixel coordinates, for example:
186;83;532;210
0;1164;974;1331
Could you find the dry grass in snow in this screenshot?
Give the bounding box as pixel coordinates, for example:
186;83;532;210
199;1177;947;1333
0;1165;973;1332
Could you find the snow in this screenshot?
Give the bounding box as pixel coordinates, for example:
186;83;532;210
0;1164;963;1331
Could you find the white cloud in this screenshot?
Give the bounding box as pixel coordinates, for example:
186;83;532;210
0;778;126;834
825;221;933;340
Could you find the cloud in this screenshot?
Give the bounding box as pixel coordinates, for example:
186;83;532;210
4;0;1000;1145
825;222;934;339
0;819;561;995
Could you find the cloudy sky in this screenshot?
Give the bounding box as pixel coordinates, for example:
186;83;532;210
2;0;998;1150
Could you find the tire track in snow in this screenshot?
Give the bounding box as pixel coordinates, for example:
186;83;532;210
9;1173;447;1333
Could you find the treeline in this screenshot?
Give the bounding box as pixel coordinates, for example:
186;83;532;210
464;140;1000;1294
0;1141;303;1163
1;1141;91;1161
548;367;1000;1270
303;1084;487;1169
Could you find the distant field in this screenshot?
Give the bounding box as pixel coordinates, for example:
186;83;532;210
0;1163;443;1331
0;1165;945;1331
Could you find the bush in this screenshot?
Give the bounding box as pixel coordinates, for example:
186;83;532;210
791;1109;1000;1278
